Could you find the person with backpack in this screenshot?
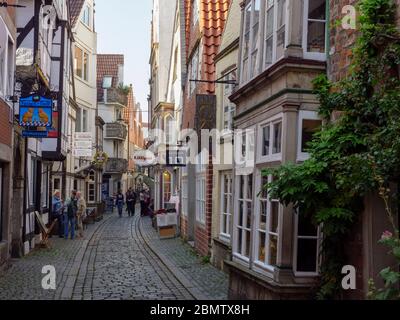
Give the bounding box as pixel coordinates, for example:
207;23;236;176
64;190;78;240
115;189;125;218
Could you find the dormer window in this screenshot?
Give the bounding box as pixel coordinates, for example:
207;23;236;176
103;76;113;89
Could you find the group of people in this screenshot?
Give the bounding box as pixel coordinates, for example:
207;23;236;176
51;190;87;240
51;187;152;240
114;188;151;218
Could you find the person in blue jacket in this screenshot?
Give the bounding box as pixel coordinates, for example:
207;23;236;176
52;190;64;238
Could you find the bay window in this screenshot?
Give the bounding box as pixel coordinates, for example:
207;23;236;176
250;0;261;78
257;115;283;163
303;0;327;59
241;4;251;84
235;128;255;172
254;174;281;269
240;0;327;85
220;173;233;240
263;0;287;68
234;174;253;260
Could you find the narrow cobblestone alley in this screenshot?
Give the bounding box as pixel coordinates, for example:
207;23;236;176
0;213;228;300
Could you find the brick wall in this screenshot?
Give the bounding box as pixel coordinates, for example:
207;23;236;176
0;101;12;147
194;153;214;256
329;0;400;81
181;215;189;240
328;0;358;82
195;225;209;256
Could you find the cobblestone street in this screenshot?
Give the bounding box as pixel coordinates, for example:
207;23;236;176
0;213;228;300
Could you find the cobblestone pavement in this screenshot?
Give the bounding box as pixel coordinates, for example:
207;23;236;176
140;217;229;300
0;211;228;300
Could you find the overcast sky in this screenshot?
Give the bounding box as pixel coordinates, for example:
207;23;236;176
95;0;152;122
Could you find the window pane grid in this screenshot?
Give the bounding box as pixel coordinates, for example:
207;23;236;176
235;174;253;258
255;174;280;267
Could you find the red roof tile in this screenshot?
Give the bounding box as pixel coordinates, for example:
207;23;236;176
201;0;231;92
97;54;125;101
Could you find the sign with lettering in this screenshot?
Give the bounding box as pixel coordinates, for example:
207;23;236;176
74;132;93;158
133;150;156;167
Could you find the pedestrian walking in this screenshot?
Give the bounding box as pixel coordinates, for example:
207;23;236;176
52;190;64;238
64;190;78;240
76;191;87;239
140;190;146;217
116;189;125;218
126;188;136;217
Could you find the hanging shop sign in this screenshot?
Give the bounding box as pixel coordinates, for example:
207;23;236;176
22;131;49;138
93;151;109;167
73;132;93;158
133;150;156;167
19;95;53;128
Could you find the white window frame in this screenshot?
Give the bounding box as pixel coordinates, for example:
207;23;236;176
74;45;89;82
293;210;322;277
302;0;327;61
162;170;172;205
76;107;89;133
0;19;15;102
220;172;233;241
253;172;282;273
240;1;260;84
195;175;206;224
235;127;256;173
195;153;206;224
233;173;253;263
257;114;283;164
263;0;288;69
297;110;322;162
81;4;92;28
222;68;237;131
